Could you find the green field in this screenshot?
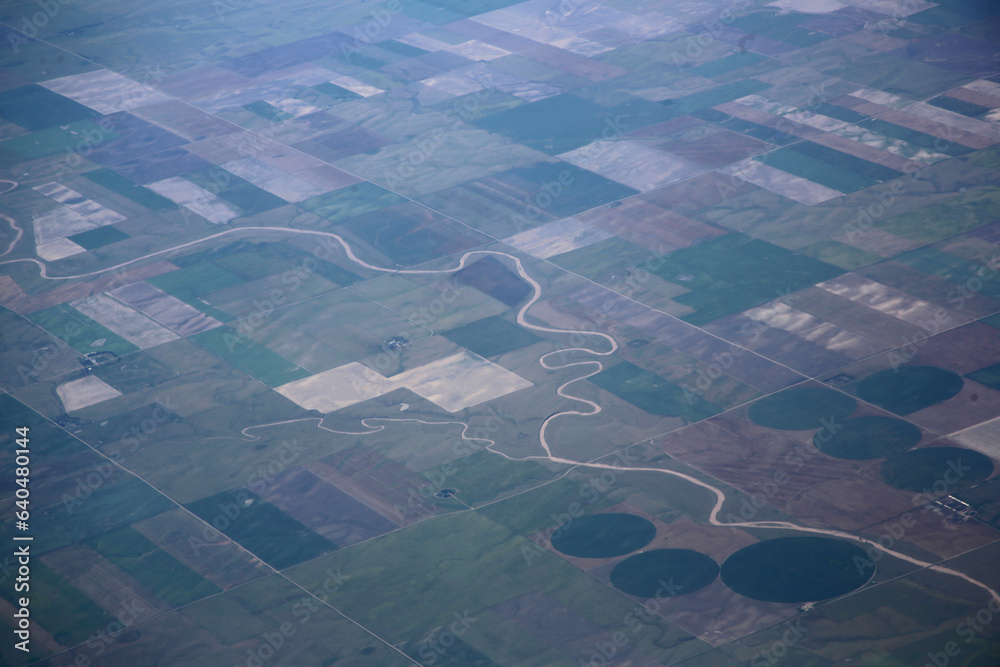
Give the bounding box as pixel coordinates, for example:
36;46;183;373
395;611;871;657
967;361;1000;391
0;84;99;131
651;233;843;325
83;168;175;209
693;108;799;145
758;141;903;193
92;351;179;393
25;476;175;555
3;120;119;159
26;305;138;357
549;512;656;559
814;416;922;460
0;562;111;647
420;450;555;506
658;79;771;119
184;167;287;215
68;225;130;250
880;446;994;493
185;489;337;570
748;386;857;430
856;366;963;415
301;182;406;224
442;316;543;357
861;118;973;157
191;326;310;387
895;247;1000;298
589;360;720;421
721;537;872;603
87;525;221;606
609;549;719;598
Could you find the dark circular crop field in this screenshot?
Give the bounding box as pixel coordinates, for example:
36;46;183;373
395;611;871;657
747;386;857;430
610;549;719;598
814;416;922;460
721;537;872;603
856;366;963;415
550;513;656;559
880;446;994;492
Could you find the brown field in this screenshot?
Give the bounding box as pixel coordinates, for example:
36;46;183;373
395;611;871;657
41;543;170;624
253;466;398;546
306;445;435;526
132;508;271;590
18;261;179;315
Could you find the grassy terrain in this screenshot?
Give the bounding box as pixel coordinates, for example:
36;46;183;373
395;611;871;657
191;326;310;387
87;525;221;607
589;360;721;421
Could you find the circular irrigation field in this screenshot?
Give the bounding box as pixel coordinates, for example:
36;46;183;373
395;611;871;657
610;549;719;598
814;416;922;460
880;446;994;492
721;537;873;603
856;366;963;415
550;513;656;559
747;386;856;430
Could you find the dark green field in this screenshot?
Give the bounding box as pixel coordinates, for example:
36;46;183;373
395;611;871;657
0;84;99;130
589;360;720;421
758;141;903;193
549;513;656;559
856;366;963;415
880;446;994;493
68;225;130;250
814;416;922;460
453;256;533;307
3;120;119;159
658;79;771;118
967;361;1000;391
0;562;110;646
747;386;857;430
86;525;221;606
721;537;872;603
191;326;310;387
183;167;287;215
651;233;843;325
609;548;719;598
442;316;543;358
84;168;175;209
185;489;337;570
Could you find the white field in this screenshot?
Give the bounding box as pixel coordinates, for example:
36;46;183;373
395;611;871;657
735;95;849;131
816;274;969;328
37;238;86;261
504;218;612;259
146;177;241;224
718;159;843;205
221;157;326;203
34;182;127;225
33;206;97;245
57;375;122;413
767;0;847;13
109;282;221;337
952;417;1000;463
328;76;383;98
40;69;170;114
72;294;179;349
277;352;532;413
559;140;698;191
445;40;511;61
743;301;882;355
